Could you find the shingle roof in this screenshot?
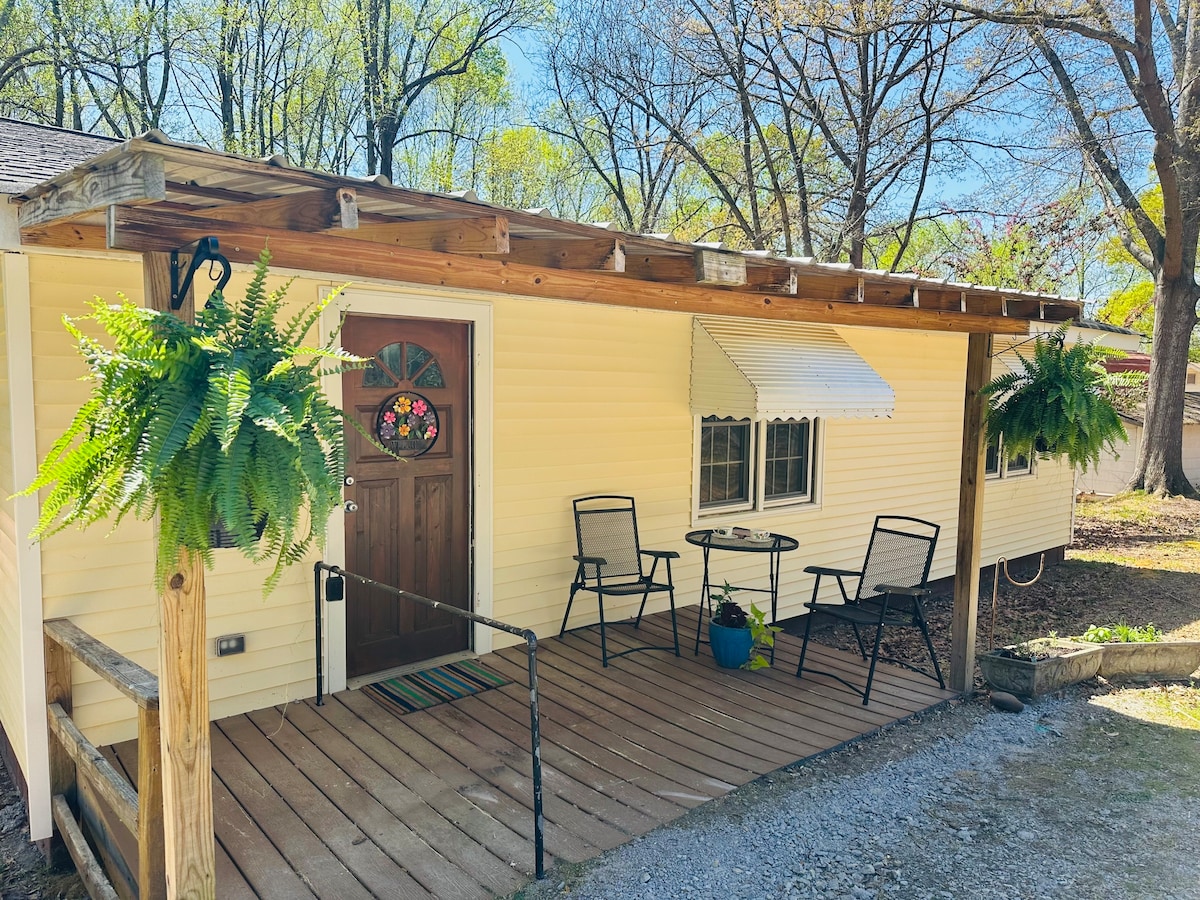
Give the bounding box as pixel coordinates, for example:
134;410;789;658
1077;318;1142;337
0;118;118;194
1121;392;1200;427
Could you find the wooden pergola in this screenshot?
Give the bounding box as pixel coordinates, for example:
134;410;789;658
14;131;1082;897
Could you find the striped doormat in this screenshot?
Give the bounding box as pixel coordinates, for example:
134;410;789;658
362;660;511;714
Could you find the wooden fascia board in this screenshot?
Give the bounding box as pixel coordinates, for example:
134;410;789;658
335;215;510;254
17;151;166;229
105;206;1030;333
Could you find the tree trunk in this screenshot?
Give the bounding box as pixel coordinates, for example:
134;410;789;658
1130;273;1199;496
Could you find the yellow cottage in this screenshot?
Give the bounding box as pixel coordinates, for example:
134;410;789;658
0;117;1129;897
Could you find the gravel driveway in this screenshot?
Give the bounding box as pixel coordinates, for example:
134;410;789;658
513;683;1200;900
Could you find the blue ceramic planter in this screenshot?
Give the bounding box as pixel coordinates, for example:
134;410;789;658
709;619;753;669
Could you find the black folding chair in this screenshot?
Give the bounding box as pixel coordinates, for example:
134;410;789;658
796;515;944;704
560;495;681;667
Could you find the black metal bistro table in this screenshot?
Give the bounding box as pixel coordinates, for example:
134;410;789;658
685;529;800;656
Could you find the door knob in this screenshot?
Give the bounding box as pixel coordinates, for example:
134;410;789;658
344;476;355;486
344;500;359;513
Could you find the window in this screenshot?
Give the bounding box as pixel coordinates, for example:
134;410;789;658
985;434;1033;479
699;416;817;512
699;418;751;507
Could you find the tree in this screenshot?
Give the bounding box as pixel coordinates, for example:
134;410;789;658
950;0;1199;496
541;0;705;234
352;0;537;182
542;0;1026;262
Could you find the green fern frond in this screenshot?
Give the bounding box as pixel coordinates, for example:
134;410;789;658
983;325;1129;472
19;246;360;593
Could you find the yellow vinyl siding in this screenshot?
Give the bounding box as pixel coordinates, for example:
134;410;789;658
27;255;327;747
490;320;1073;645
19;250;1075;742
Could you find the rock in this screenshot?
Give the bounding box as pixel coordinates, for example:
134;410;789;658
1016;830;1037;841
990;691;1025;713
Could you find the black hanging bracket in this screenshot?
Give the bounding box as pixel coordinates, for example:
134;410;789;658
169;235;231;310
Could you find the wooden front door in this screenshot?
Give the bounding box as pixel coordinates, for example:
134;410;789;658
342;314;471;678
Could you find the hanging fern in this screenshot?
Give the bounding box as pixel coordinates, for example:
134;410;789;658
20;247;366;592
983;325;1136;473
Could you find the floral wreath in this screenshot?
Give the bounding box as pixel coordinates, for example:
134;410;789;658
376;391;439;457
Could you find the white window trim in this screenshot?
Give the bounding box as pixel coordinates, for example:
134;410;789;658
986;433;1036;480
693;416;821;519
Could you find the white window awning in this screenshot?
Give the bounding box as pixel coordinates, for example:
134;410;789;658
691;317;895;420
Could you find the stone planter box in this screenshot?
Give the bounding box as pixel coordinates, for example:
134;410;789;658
978;639;1104;698
1090;640;1200;681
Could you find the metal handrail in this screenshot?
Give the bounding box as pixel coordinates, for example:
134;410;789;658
313;562;545;880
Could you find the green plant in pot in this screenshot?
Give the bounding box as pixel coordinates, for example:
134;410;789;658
708;581;780;670
979;635;1105;698
983;324;1135;472
20;246;363;591
1075;622;1200;680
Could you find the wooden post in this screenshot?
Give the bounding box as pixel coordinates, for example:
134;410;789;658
157;547;215;898
145;251;215;898
137;704;166;899
951;332;991;692
43;630;75;862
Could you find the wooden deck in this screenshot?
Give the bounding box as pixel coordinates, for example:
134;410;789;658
102;608;956;899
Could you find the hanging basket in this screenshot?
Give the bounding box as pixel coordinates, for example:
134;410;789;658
983;325;1130;473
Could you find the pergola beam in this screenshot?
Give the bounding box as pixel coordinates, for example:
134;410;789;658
500;237;626;271
103;206;1031;334
18;152;166;229
186;189;355;231
342;215;510;254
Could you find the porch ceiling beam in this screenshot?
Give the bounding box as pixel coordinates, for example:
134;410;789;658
102;206;1032;334
17;151;166;229
185;188;357;231
501;237;626;271
335;215;510;254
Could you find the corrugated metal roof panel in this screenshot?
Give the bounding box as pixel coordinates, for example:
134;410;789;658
691;318;895;419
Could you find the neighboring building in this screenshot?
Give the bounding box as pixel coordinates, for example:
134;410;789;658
1073;342;1200;494
0;118;1085;841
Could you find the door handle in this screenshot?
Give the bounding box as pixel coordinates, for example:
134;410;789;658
344;500;359;513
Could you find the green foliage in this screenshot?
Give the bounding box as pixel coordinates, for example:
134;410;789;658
1080;623;1163;644
983;325;1130;472
708;581;779;669
709;581;746;627
20;247;363;592
743;602;782;671
1096;280;1155;338
1097;280;1200;363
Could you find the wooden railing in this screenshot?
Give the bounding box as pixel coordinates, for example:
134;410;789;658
44;618;165;900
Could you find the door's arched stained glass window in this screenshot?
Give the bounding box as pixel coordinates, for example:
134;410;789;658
363;341;445;389
362;360;397;387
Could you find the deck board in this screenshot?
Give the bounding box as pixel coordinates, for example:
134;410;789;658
104;607;956;898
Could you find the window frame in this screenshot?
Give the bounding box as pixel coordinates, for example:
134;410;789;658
695;415;820;517
985;433;1035;480
698;416;754;514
